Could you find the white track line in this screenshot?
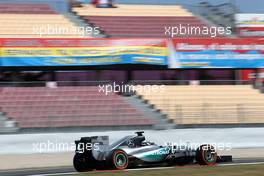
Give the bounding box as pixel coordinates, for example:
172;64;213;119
28;172;77;176
27;162;264;176
220;161;264;166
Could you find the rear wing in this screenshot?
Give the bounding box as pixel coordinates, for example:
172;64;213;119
75;136;109;155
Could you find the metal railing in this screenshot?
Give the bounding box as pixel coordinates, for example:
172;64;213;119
0;80;112;87
130;80;253;85
194;1;238;30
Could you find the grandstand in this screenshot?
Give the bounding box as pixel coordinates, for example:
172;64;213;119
0;1;263;133
72;4;216;38
0;86;155;130
0;2;229;38
136;85;264;125
2;83;262;131
0;3;89;38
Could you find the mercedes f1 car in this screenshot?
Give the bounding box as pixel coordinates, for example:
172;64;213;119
73;131;232;172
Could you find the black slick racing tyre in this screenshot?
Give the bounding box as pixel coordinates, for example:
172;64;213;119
73;154;94;172
111;149;129;170
196;144;217;165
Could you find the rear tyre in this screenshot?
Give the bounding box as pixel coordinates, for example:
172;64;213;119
111;149;129;170
196;144;217;165
73;154;94;172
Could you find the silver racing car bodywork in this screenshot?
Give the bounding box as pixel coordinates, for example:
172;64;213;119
73;131;232;172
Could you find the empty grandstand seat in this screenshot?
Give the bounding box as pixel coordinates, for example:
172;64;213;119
136;85;264;125
72;4;220;38
0;86;155;129
0;3;57;14
0;3;90;38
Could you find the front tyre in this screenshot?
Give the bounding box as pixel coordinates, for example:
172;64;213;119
111;149;129;170
196;144;217;165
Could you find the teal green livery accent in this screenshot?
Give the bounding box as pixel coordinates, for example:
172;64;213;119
139;147;170;162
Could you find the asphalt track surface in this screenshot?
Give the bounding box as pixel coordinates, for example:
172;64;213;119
1;158;264;176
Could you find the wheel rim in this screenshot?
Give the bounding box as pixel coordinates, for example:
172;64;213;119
115;153;127;167
205;150;216;163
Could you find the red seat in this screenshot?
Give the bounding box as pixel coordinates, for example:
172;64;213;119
82;16;222;38
0;3;57;14
0;86;155;128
